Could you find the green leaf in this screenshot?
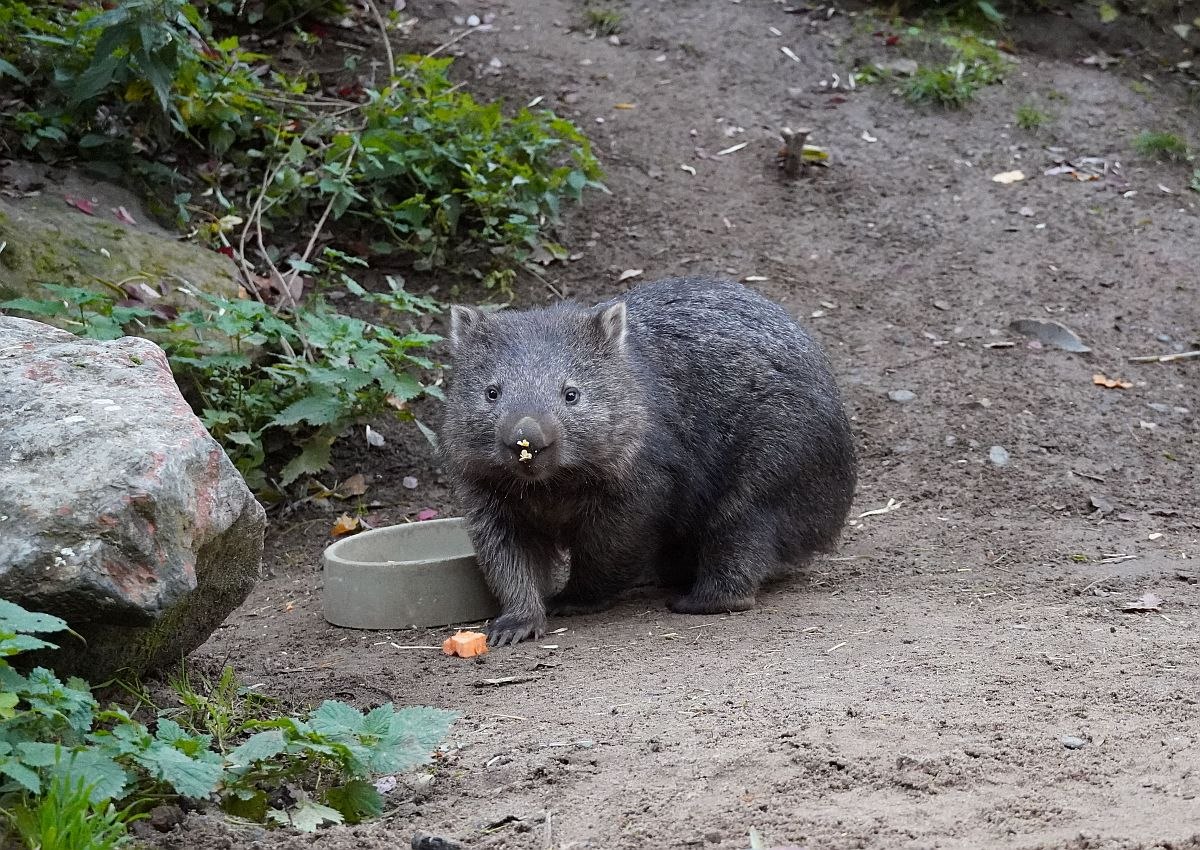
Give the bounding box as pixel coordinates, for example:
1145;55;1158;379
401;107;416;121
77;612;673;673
0;691;18;719
0;600;70;635
278;432;334;486
310;700;364;736
139;744;224;798
228;730;286;767
414;419;440;451
324;779;382;824
0;634;59;656
976;0;1005;23
16;742;63;767
290;799;344;832
1097;2;1118;22
0;760;41;794
52;748;129;803
270;393;343;427
223;787;269;821
68;54;121;105
0;297;69;318
0;58;28;83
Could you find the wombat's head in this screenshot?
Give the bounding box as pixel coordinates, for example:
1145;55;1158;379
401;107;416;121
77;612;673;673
441;299;646;485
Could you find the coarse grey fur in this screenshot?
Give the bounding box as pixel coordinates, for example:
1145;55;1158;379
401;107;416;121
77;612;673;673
440;277;857;645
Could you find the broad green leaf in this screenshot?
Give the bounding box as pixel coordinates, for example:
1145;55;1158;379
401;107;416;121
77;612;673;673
278;433;334;486
16;742;63;767
0;634;58;656
324;779;382;824
0;600;70;634
0;760;40;793
270;393;343;427
223;787;269;821
310;700;364;736
140;744;224;798
228;730;286;767
0;691;18;719
52;748;129;803
290;799;344;832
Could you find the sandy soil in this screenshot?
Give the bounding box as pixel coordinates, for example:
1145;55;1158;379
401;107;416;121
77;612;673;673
147;0;1200;847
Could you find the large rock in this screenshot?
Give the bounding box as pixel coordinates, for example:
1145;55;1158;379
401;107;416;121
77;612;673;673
0;316;265;679
0;162;242;311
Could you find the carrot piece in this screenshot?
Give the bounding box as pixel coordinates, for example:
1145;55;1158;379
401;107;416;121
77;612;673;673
442;630;489;658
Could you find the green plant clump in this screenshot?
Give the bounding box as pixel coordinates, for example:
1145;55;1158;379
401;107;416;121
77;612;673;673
1133;130;1190;162
0;598;457;847
0;0;603;273
584;7;623;35
1015;102;1049;131
903;35;1008;108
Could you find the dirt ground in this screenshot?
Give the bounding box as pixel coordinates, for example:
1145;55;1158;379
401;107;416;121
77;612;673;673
151;0;1200;847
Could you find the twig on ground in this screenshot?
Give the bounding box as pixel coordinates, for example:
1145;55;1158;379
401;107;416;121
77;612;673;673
364;0;396;79
428;23;494;58
1128;350;1200;364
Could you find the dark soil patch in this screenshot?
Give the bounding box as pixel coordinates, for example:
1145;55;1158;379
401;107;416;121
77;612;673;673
150;1;1200;847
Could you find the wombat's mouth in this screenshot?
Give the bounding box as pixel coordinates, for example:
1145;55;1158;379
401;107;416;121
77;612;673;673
501;444;559;480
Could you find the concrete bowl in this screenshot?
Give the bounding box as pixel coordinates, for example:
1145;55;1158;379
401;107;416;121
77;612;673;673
322;517;499;629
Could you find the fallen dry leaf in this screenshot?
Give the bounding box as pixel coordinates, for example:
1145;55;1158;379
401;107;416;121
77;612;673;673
65;195;96;215
337;473;368;498
112;206;137;225
613;102;636;110
417;508;438;522
330;514;362;537
618;268;644;282
1093;373;1133;389
991;170;1026;184
1120;592;1162;612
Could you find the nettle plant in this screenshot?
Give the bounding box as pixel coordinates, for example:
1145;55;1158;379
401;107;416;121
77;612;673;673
1;270;443;492
0;598;457;845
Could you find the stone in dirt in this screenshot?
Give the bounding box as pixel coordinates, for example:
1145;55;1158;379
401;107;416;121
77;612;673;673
0;317;265;679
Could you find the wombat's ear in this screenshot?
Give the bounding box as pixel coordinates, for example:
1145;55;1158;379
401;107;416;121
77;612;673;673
589;301;627;351
449;305;487;350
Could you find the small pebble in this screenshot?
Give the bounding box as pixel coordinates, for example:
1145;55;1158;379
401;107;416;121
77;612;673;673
988;445;1010;467
1061;736;1087;750
1018;206;1034;217
944;435;958;447
466;14;480;26
402;476;419;490
888;389;916;404
608;34;621;45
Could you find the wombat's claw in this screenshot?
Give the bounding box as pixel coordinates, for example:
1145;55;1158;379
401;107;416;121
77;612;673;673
668;593;756;615
486;615;545;647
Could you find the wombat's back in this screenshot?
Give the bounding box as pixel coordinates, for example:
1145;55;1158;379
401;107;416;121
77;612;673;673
619;277;855;557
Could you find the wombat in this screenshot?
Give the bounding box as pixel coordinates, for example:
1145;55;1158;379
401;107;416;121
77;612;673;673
440;276;856;645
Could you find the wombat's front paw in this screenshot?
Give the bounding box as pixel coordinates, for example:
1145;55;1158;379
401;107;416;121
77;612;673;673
487;613;546;647
546;594;616;617
669;593;756;615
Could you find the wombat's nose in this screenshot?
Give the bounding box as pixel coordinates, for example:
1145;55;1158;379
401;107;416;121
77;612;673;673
510;416;552;451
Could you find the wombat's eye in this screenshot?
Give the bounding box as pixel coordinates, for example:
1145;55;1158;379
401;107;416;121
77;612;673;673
485;385;500;402
563;387;580;405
